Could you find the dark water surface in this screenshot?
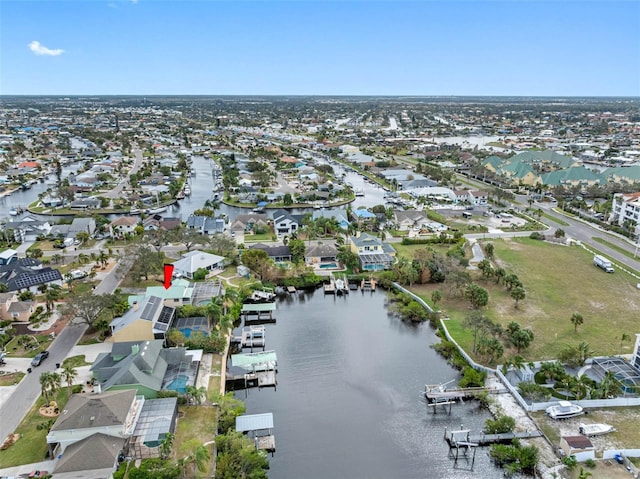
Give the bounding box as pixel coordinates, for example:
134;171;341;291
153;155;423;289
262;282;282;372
233;290;506;479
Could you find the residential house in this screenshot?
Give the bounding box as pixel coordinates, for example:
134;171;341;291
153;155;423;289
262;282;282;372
109;217;139;239
0;259;63;293
142;215;181;232
0;249;17;266
540;166;604;187
172;250;225;279
69;198;101;210
51;432;126;479
69;217;97;239
248;243;292;262
3;217;52;243
91;340;202;398
128;278;195;308
47;389;141;457
186;215;226;235
230;214;269;234
47;389;178;472
272;209;302;236
393;210;429;231
559;435;595;462
7;300;36;321
304;243;339;265
0;292;18;321
468;190;488;205
349;232;396;271
109;296;176;342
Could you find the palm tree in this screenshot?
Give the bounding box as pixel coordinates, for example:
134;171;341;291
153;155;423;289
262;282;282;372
61;365;78;393
570;312;584;332
45;286;61;312
39;371;61;407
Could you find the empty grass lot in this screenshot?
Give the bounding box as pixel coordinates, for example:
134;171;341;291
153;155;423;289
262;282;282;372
412;237;640;361
173;406;217;478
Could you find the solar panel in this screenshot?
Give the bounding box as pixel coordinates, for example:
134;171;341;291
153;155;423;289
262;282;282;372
140;296;162;321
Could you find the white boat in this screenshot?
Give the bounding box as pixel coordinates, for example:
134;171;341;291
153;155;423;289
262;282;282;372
145;206;168;214
184;185;191;196
9;208;18;216
579;423;616;436
129;207;142;215
546;401;584;420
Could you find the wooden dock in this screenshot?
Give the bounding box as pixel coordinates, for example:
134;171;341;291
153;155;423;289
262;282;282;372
324;281;336;294
242;302;276;323
256;434;276;454
445;427;543;447
286;286;297;293
425;384;499;414
244;370;277;389
361;278;377;291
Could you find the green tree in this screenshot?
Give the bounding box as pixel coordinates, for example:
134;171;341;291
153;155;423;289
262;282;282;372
39;371;61;407
61;364;78;393
505;322;534;353
554;228;566;238
61;292;119;328
336;248;359;271
159;433;174;460
485;242;494;259
511;286;526;308
465;283;489;309
431;290;442;308
570;312;584;332
288;238;306;263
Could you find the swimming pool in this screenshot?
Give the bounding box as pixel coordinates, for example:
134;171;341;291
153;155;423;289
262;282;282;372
167;374;189;394
319;262;338;269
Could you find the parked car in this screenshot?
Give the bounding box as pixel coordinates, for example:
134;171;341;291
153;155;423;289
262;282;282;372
31;351;50;367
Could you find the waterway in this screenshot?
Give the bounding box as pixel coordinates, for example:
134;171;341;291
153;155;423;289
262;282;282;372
0;154;389;224
233;290;507;479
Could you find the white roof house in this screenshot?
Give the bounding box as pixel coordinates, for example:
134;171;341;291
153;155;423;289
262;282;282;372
172;250;225;279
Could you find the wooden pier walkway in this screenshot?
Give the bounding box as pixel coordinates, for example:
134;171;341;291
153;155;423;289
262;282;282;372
361;278;377;291
445;428;543;447
324;281;336;294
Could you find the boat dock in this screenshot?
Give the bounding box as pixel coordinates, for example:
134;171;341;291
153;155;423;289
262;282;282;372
444;427;543;447
425;383;499;414
229;350;278;390
286;286;297;293
236;413;276;455
324;281;336;294
242;302;276;324
231;326;266;351
361;278;377;291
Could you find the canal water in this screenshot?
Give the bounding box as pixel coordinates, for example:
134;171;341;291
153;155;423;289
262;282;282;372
233;290;507;479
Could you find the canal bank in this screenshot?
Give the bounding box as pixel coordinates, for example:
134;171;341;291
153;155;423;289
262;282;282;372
231;288;509;478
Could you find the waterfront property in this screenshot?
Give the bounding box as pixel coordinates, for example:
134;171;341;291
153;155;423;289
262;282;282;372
229;350;278;389
109;296;176;342
236;413;276;455
90;340;202;397
348;232;395;271
241;301;276;324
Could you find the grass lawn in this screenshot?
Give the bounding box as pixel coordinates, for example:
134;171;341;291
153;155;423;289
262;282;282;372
412;237;640;362
207;353;223;400
0;387;73;468
4;335;53;358
0;372;25;386
173;406;217;478
392;242;452;259
61;355;90;368
542;212;570;226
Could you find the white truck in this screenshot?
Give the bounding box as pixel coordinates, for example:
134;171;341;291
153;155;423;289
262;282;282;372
594;255;614;273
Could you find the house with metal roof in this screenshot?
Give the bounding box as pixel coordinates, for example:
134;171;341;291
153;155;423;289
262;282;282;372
348;232;395;271
109;296;175;342
91;340;202;398
172;250;225;279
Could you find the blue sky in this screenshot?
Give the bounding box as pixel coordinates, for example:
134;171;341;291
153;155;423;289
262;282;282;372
1;1;639;96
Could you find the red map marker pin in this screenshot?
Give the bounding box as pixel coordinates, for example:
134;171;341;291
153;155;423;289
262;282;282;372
163;264;174;289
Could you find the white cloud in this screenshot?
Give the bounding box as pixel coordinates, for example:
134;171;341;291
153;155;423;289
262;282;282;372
28;41;64;56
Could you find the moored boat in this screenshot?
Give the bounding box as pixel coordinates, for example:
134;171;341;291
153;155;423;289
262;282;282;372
546;401;584;420
579;423;615;436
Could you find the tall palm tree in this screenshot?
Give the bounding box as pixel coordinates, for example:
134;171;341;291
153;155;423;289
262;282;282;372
45;286;61;312
61;365;78;393
39;371;61;407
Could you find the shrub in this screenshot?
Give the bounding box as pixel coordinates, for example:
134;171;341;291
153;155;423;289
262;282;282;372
529;232;544;240
459;366;487;388
485;414;516;434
